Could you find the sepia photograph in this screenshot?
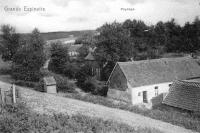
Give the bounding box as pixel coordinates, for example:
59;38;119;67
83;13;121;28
0;0;200;133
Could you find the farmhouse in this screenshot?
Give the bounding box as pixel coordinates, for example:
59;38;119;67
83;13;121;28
107;56;200;108
67;44;83;58
163;79;200;112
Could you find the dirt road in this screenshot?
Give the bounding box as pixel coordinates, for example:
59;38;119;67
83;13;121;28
0;81;197;133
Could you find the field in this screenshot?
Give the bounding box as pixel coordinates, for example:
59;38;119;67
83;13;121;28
0;103;161;133
62;92;200;132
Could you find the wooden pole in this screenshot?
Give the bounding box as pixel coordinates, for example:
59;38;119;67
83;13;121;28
12;84;16;104
0;88;5;104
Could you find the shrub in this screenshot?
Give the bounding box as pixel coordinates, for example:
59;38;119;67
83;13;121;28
0;68;12;75
14;80;38;88
34;79;45;92
63;62;81;79
80;77;108;96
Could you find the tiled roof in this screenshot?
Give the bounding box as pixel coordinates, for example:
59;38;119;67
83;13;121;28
111;56;200;87
66;44;83;52
163;80;200;111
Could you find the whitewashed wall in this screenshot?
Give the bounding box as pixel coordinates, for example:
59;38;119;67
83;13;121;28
130;82;172;106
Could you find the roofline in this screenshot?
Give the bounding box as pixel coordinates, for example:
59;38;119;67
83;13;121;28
106;62;130;87
106;62;118;85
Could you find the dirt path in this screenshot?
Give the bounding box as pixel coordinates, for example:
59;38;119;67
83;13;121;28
0;81;197;133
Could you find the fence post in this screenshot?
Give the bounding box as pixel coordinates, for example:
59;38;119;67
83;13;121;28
12;84;16;104
0;88;5;104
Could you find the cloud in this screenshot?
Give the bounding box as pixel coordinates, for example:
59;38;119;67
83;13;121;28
0;0;200;33
67;17;88;22
125;0;146;5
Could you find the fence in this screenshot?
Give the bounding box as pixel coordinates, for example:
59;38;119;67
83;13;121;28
0;84;18;105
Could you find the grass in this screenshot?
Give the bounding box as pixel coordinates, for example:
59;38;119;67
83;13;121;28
0;103;161;133
62;92;200;132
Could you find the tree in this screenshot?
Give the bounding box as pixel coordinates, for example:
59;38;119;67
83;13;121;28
164;19;182;52
0;25;20;61
95;22;133;80
48;41;69;74
12;28;46;81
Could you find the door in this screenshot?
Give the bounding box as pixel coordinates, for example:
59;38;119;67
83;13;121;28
143;91;148;103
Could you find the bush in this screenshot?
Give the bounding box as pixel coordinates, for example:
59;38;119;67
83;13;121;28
63;62;81;79
14;80;38;88
34;79;45;92
0;68;12;75
80;77;108;96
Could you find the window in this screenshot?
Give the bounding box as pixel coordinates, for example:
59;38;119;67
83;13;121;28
169;84;172;87
155;86;158;96
138;92;141;96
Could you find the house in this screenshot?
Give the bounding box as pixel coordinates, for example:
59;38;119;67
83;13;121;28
163;79;200;112
67;44;83;58
43;76;57;94
107;56;200;108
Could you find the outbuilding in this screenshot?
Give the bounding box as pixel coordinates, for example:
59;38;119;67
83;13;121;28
107;56;200;108
163;79;200;112
43;76;57;94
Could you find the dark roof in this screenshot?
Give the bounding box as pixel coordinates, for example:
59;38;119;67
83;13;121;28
66;44;83;52
43;76;56;85
109;56;200;88
163;80;200;111
85;52;95;61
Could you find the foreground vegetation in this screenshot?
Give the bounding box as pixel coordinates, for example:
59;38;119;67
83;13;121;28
0;103;161;133
62;92;200;132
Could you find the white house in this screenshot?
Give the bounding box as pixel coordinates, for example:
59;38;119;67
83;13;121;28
107;56;200;108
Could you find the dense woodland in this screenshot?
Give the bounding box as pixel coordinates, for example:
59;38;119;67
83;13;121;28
76;17;200;80
0;17;200;82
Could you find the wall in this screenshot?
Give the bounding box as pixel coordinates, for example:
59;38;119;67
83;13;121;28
131;82;172;107
108;64;128;91
46;85;57;94
107;88;132;103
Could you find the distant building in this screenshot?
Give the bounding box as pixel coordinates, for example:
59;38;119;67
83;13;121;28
67;44;83;58
43;76;57;94
107;56;200;108
85;51;101;80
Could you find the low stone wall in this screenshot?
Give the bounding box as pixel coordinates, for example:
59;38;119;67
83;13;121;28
107;88;131;103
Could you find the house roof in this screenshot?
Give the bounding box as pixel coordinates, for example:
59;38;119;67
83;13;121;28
85;52;95;61
66;44;83;52
43;76;56;85
110;56;200;88
162;80;200;111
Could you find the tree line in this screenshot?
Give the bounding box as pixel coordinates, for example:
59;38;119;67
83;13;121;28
89;17;200;80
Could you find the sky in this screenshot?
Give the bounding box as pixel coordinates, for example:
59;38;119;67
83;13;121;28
0;0;200;33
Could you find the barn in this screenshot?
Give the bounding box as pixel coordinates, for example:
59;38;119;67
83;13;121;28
163;80;200;112
107;56;200;108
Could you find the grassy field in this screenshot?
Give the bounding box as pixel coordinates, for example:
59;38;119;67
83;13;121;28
0;103;161;133
62;92;200;132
